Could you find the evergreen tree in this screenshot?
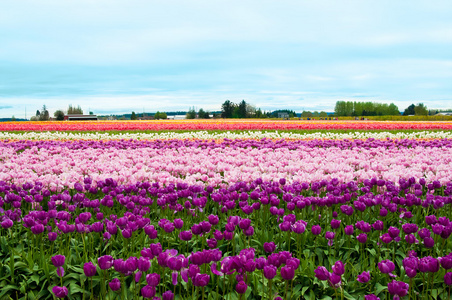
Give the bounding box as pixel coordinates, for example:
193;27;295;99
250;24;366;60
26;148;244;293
131;112;137;120
221;100;235;118
238;100;247;118
186;107;196;119
403;104;416;116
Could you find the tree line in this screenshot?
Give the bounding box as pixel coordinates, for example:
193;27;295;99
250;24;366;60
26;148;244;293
334;101;430;117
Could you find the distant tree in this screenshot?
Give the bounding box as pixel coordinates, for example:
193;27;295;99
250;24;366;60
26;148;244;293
319;111;328;118
36;110;40;117
89;111;94;115
30;116;38;121
301;111;313;118
186;107;196;119
255;108;263;118
388;103;400;115
238;100;247;118
54;110;65;121
403;104;416;116
67;105;83;114
313;111;319;117
154;111;167;119
221;100;235;118
11;115;16;121
39;105;50;121
246;104;256;118
198;108;207;119
414;103;428;116
131;111;137;120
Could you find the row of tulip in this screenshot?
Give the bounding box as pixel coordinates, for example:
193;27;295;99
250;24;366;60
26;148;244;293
0;177;451;299
1;139;451;191
2;130;452;141
1;120;452;132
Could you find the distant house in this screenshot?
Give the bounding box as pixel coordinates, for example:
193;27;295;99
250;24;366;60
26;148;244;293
64;114;98;121
277;113;290;120
436;112;452;116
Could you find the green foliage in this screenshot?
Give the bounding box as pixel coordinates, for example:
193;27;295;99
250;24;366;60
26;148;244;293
335;101;400;116
54;110;65;121
39;105;50;121
186;107;196;119
221;100;235;118
130;112;137;120
154;111;167;120
237;100;247;118
67;105;83;115
414;103;428;116
198;108;210;119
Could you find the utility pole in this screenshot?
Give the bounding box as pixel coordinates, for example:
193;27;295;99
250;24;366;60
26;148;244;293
25;106;27;120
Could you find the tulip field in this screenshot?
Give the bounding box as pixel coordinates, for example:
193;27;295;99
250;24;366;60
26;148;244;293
1;120;452;300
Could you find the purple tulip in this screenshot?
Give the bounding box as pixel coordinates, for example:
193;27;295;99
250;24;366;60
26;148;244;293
1;219;13;229
179;230;192;241
387;280;409;297
418;228;431;239
344;225;354;235
56;267;65;277
445;272;452;285
213;230;223;241
380;233;393;244
163;222;175;233
83;262;97;277
141;285;156;298
311;225;322;235
372;220;384;231
357;233;368;243
138;257;151;272
440;256;452;270
52;286;68;298
281;265;295;280
235;281;248;294
325;231;335;240
331;219;341;229
365;295;380;300
173;218;184;229
314;266;331;281
243;226;254;236
329;273;341;286
357;271;370;283
48;232;58;241
207;238;217;248
388;226;400;238
291;221;306;234
192;273;210;287
51;255;65;267
263;242;276;253
109;278;121;291
263;265;277;279
146;273;161;286
162;290;175;300
378;260;395;275
424;237;435;248
98;255;114;270
31;223;45;234
419;256;440;273
332;261;345;276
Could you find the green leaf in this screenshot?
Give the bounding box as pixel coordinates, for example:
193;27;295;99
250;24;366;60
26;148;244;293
301;286;309;295
366;248;376;257
0;284;19;298
375;282;387;296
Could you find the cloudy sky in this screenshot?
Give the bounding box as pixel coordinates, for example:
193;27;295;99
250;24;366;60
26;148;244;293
1;0;452;118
